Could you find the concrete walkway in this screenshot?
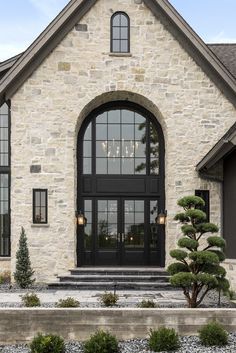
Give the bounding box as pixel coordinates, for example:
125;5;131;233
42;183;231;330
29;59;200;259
0;289;185;306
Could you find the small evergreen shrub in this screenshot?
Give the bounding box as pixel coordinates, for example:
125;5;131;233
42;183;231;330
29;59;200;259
84;330;119;353
56;297;80;308
14;227;35;288
148;327;180;352
0;271;11;284
199;321;228;346
100;292;119;307
21;293;41;307
30;333;65;353
137;299;157;308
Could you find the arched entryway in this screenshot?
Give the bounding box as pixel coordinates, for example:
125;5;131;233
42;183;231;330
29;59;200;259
77;101;165;267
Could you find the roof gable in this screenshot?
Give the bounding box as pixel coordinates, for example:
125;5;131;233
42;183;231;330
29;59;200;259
0;0;236;106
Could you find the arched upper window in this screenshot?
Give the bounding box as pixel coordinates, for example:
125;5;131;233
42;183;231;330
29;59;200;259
82;106;160;176
111;12;130;53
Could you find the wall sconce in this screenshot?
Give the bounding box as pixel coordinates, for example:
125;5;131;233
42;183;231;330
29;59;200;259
155;210;167;225
76;211;87;226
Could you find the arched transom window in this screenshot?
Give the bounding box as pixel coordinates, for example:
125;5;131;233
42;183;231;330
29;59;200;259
83;108;159;175
111;12;130;53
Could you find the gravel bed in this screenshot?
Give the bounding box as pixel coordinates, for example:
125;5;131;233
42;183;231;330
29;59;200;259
1;334;236;353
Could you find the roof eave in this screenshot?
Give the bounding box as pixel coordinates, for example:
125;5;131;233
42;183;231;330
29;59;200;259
0;0;97;105
196;127;236;171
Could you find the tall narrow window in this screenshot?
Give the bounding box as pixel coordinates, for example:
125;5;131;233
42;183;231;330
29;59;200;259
0;103;10;256
33;189;48;224
111;12;130;53
195;190;210;222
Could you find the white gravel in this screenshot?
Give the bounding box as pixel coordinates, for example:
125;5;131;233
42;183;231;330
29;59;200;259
1;334;236;353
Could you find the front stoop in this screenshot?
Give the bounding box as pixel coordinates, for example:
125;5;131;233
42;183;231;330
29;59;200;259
48;267;173;290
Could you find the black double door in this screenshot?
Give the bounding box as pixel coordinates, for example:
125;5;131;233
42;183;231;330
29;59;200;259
78;197;164;266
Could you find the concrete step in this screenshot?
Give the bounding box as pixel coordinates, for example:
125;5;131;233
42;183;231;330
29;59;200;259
70;268;168;277
48;281;174;291
59;275;170;283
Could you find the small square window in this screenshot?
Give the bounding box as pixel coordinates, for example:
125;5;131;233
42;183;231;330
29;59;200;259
33;189;48;224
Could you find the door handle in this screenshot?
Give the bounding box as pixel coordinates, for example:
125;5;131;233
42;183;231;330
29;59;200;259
118;233;125;243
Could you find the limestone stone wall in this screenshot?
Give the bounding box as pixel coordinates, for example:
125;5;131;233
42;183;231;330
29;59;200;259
223;260;236;290
0;259;11;273
10;0;236;281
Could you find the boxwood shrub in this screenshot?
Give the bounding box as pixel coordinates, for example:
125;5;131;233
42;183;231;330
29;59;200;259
30;333;65;353
148;327;180;352
199;321;228;346
84;330;119;353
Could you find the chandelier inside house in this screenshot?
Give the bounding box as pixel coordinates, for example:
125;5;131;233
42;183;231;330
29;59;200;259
101;139;139;158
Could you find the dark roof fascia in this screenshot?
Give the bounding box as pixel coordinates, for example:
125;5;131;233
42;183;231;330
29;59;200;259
144;0;236;108
196;122;236;171
0;0;97;106
0;53;23;73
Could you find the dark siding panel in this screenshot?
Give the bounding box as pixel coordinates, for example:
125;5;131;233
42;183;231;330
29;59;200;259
224;149;236;259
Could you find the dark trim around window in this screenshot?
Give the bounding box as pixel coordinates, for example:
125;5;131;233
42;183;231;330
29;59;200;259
195;190;210;222
33;189;48;224
0;101;11;257
110;12;130;53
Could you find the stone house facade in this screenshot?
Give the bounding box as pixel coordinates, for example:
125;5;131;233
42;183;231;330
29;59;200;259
0;0;236;286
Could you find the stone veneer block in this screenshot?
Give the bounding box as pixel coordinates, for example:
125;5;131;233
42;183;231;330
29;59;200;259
75;24;88;32
30;165;41;174
58;62;71;71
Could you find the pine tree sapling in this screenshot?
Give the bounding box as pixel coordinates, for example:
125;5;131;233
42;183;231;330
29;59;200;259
168;195;229;308
14;227;35;288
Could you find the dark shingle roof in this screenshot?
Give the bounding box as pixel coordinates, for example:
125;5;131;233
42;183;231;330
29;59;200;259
208;44;236;79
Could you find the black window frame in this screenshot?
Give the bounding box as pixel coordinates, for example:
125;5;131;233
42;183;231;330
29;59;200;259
0;102;11;257
111;12;130;53
195;190;210;222
33;189;48;224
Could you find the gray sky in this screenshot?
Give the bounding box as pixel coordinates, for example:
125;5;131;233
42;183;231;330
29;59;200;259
0;0;236;61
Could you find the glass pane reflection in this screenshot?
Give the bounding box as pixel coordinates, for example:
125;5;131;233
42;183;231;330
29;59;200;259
150;200;158;249
124;200;144;248
84;200;92;249
98;200;118;249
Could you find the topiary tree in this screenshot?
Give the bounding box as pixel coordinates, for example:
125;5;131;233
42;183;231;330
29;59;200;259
14;227;35;288
168;195;229;308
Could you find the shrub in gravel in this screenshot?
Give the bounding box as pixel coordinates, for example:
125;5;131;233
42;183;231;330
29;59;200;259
199;321;228;346
148;327;180;352
30;333;65;353
0;270;11;284
14;227;35;288
21;292;41;307
55;297;80;308
137;299;158;308
84;330;119;353
100;292;119;307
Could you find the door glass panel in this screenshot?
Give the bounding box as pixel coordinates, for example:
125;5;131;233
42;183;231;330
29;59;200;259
84;200;92;249
150;200;158;248
150;122;159;175
124;200;144;248
98;200;118;249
